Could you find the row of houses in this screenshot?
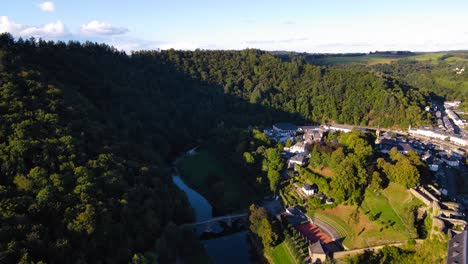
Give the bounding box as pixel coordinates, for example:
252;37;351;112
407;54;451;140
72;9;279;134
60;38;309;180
446;109;467;128
408;128;468;146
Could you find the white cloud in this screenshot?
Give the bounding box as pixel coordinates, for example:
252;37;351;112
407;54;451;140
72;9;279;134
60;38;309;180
20;20;67;37
0;16;67;37
0;16;24;33
80;21;128;35
39;1;55;12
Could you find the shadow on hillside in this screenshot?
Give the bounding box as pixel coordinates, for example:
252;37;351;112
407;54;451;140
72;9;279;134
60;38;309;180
5;41;311;214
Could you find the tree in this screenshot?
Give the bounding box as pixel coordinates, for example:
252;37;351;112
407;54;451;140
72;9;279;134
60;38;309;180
267;168;280;192
248;204;277;248
243;152;255;164
370;171;383;191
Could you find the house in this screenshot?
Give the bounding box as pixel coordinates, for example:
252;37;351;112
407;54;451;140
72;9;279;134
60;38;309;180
328;124;354;133
308;242;327;264
444;100;462;109
284;206;309;226
422;151;432;161
429;164;440;172
304;130;323;144
290;141;307;153
442;155;460;167
288;154;308;168
397;142;414;154
302;184;318;196
273;123;298;135
447;230;468;264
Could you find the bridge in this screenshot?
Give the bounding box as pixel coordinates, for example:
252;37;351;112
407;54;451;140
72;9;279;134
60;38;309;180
183;213;248;232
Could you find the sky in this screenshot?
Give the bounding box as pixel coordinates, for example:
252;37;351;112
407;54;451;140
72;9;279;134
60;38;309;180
1;0;468;53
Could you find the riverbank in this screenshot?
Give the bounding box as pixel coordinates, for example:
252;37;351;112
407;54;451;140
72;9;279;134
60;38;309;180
175;145;261;215
172;170;254;263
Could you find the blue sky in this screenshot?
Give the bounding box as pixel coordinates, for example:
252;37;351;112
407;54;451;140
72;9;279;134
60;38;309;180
1;0;468;52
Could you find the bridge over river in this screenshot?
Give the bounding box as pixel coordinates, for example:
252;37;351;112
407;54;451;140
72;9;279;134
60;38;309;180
183;213;248;232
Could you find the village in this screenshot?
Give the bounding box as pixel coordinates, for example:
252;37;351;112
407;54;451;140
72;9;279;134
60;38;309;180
260;110;468;263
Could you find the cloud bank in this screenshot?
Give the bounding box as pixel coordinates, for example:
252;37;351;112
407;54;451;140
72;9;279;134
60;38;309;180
0;16;67;37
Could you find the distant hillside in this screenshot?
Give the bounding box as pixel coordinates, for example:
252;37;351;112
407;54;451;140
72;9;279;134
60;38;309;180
272;50;468;66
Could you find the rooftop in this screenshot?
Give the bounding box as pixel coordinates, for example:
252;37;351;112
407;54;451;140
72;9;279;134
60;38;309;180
448;230;468;264
290;154;307;162
309;241;326;255
303;183;318;191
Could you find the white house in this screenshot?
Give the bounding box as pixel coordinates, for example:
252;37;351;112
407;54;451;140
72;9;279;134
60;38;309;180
449;136;468;146
302;184;318;196
290;141;307;153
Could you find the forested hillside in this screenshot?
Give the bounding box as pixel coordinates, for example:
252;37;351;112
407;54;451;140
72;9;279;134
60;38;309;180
0;34;203;263
141;49;430;128
0;33;431;263
372;57;468;106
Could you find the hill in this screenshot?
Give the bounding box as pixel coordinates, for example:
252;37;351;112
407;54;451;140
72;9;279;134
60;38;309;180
0;33;432;263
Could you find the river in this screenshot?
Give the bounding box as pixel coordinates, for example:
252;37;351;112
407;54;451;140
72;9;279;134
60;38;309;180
172;175;254;263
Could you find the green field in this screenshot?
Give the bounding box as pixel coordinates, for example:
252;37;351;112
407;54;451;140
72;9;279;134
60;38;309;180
309;52;468;66
310;55;397;65
314;183;420;249
405;53;468;64
266;242;296;264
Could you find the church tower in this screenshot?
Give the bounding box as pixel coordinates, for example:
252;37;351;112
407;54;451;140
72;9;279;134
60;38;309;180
375;125;381;144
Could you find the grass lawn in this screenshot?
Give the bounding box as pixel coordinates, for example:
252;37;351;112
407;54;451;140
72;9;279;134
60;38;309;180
177;147;258;213
307;164;334;178
314;184;420;249
266;242;296;264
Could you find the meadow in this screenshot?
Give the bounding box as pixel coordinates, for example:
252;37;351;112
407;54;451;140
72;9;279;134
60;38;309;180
313;183;421;249
266;242;296;264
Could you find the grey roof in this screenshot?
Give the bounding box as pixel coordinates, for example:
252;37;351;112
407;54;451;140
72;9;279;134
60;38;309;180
304;184;318;191
309;241;326;255
398;143;414;153
273;123;298;131
290;154;307;163
448;230;468;264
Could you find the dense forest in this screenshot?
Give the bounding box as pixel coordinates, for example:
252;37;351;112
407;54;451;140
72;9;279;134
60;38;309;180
0;33;433;263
